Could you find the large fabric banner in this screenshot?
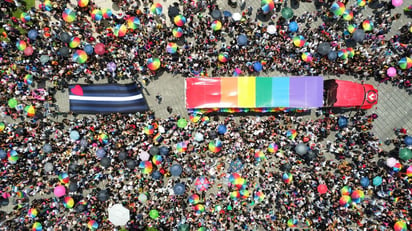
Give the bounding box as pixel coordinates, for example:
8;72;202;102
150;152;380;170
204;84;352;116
69;83;149;113
185;77;324;109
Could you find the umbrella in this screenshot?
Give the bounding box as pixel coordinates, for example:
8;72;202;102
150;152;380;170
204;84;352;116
97;189;109;201
147;58;161;71
58;47;70;57
237;34;247;46
328;51;337;61
345;39;356;48
392;0;403;7
194;132;204;142
28;29;38;40
43;144;52;153
0;149;6;160
281;7;293;19
126;160;136;169
195;176;210;192
223;11;232;17
32;222;42;231
96;148;106;159
267;25;276;34
68;163;78;173
151;170;162;180
106;62;116;73
150;2;162;15
108;204;130;226
40;55;50;64
399;148;412;161
352;29;365;42
149;209;159;219
398;57;412;70
405;136;412;146
229;159;243;173
211;20;222;31
386;157;398;167
232;12;241;21
70;130;80;141
338;116;348;128
253;62;263;72
372;176;383;186
84;44;93;55
100;157;110;167
211;9;221;19
360;177;370;187
54;185;66;197
60;32;71;43
170;164;183;176
87;220;98;230
139;151;150;161
387;67;397;77
394;220;407;231
68;182;78;192
8;98;17;108
118;151;128;160
168;6;179;18
177;118;188;128
288;21;298;32
138;193;148;203
62;8;76;23
174;15;186;27
149;146;159;155
295;143;308;155
209;140;222;153
159;146;169;155
139;160;153;174
261;0;275;14
217;124;227;134
43;162;53;172
317;184;328;194
330;1;345;16
174;183;186;195
94;43;105;55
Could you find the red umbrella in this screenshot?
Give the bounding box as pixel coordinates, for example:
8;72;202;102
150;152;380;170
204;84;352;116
317;184;328;194
94;43;105;55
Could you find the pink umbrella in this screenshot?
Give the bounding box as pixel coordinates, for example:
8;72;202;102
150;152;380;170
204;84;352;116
94;43;105;55
54;185;66;197
387;67;397;77
392;0;403;7
317;184;328;194
24;46;34;56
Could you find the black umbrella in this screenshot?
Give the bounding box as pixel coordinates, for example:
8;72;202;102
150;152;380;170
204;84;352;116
211;9;222;19
173;183;186;195
60;32;71;43
58;47;70;57
345;39;356;48
68;182;78;192
118;151;128;160
126;160;136;169
149;146;159;155
317;42;331;55
168;6;179;18
97;189;109;202
305;150;316;161
100;157;110;167
76;204;86;213
352;29;365;43
0;198;9;206
280;163;292;172
16;127;25;136
68;163;78;173
328;51;337;61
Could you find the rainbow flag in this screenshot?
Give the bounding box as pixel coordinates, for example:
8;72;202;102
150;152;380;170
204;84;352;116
185;77;324;109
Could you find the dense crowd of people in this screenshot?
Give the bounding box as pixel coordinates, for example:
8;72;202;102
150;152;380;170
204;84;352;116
0;0;411;230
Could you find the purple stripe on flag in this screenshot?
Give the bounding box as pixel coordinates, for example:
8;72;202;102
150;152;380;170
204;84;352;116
289;77;323;108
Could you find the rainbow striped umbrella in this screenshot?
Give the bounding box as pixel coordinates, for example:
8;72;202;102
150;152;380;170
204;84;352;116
58;172;70;184
78;0;89;7
351;189;365;203
150;3;162;15
393;162;402;172
398;57;412;69
147;57;161;71
72;50;88;64
254;150;266;162
63;196;75;208
268;143;278;153
193;204;205;214
330;2;345;16
20;12;31;23
166;42;178;54
239;189;250;199
347;24;357;33
261;0;275;14
188;194;200;204
339;195;352;207
254;191;265;202
144;125;154;135
346;47;355;58
0;122;5;132
293;35;305;47
338;49;348;59
114;24;127;37
342;10;353;21
301;52;313;62
218;53;229;62
230;191;240;200
69;37;81;48
287;219;298;228
394;220;407;231
16;40;27;51
208;140;222;153
407;165;412;177
176;142;187;153
152;155;163;165
7;150;19;164
172;27;183;38
87;220;98;230
24;105;36;117
362;20;373;31
43;0;52;11
91;9;103;21
211;20;222;31
127;16;140;30
102;8;112;19
28;208;38;218
286;129;297;139
340;186;352;195
174;15;186;27
282;172;293;184
357;0;366;7
62;8;76;23
24;74;33;85
32;222;42;231
98;133;109;144
139;160;153;174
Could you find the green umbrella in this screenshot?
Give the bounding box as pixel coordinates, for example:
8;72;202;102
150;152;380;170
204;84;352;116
372;176;382;186
177;118;188;128
8;98;18;108
149;209;159;219
281;7;294;20
399;148;412;161
178;224;190;231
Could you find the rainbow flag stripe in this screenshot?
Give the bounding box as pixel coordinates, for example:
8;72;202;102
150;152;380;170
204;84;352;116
185;77;324;109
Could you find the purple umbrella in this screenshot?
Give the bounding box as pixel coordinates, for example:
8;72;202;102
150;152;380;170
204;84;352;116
107;62;117;72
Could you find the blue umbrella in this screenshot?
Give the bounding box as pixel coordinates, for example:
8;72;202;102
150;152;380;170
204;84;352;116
253;62;263;72
28;29;38;40
223;11;232;17
170;164;183;176
96;148;106;159
372;176;382;186
288;21;298;32
229;159;243;173
405;136;412;146
173;183;186;195
328;51;337;61
338;116;348;128
84;44;94;55
159;146;169;156
360;177;369;187
217;124;227;135
43;144;52;153
0;149;6;159
237;34;247;46
194;132;204;142
151;170;162;180
70;130;80;140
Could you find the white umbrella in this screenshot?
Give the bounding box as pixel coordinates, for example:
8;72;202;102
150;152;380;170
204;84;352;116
138;193;148;203
232;13;241;21
139;151;150;161
108;204;130;226
386;157;398;167
267;25;276;35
